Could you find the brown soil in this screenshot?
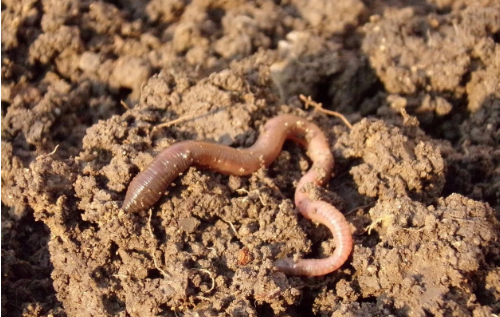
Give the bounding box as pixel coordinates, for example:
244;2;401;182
2;0;500;316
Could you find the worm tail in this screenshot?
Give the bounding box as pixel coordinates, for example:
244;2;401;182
274;201;353;276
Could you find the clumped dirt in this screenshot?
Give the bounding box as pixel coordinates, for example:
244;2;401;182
2;0;500;316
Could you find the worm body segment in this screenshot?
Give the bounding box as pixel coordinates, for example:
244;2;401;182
123;115;353;276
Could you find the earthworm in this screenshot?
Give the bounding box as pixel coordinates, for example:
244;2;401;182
123;114;353;276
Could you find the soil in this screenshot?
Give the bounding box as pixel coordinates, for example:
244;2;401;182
2;0;500;316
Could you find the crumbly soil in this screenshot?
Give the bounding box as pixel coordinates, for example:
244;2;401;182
2;0;500;316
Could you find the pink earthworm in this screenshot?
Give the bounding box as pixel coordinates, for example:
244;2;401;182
123;114;353;276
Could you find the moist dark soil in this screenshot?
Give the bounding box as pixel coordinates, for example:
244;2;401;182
2;0;500;316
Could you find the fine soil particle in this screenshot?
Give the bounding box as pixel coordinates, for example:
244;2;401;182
2;1;500;316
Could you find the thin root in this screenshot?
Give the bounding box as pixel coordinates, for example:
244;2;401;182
112;274;128;279
220;218;239;237
48;144;60;156
153;113;198;131
345;202;374;216
300;94;352;129
190;268;215;292
235;187;268;206
152;250;171;278
147;209;154;238
148;209;171;278
120;100;130;110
